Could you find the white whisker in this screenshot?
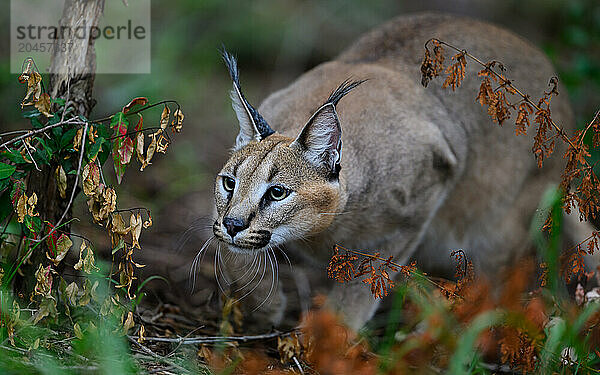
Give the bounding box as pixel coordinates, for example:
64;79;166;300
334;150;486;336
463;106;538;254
176;218;215;253
270;247;280;300
217;246;231;285
188;236;215;292
214;244;228;296
274;243;292;269
231;252;258;284
234;252;262;293
235;251;267;303
254;248;277;312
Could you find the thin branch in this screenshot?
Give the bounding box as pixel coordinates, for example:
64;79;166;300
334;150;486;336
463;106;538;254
92;100;182;123
112;207;151;214
127;336;191;374
106;126;166;142
96;157;106;185
0;130;31;137
0;118;86;150
580;109;600;143
128;329;296;345
23;141;40;172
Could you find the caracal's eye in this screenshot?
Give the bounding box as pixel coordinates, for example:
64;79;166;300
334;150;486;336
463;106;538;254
223;176;236;192
266;185;289;201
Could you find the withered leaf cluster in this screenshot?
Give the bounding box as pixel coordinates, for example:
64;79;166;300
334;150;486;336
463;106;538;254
18;58;52;117
421;39;445;87
328;245;416;299
419;38;600;282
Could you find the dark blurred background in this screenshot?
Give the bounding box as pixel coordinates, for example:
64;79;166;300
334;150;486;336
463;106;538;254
0;0;598;318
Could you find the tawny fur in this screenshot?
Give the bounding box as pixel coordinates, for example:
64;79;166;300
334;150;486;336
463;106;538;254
211;13;583;330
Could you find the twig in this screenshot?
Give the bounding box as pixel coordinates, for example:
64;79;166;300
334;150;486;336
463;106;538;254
106;126;167;141
293;356;305;374
92;100;181;124
0;130;30;137
127;336;191;374
128;329;296;345
23;141;40;172
148;366;177;374
96;157;106;185
112;207;151;214
580;109;600;143
0;118;86;150
166;325;206;357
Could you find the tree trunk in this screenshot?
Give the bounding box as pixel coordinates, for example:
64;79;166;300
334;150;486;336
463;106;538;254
49;0;104;118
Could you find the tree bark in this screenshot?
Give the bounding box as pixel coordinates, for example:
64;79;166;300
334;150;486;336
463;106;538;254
49;0;105;118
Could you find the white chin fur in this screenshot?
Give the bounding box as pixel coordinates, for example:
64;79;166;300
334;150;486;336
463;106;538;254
226;244;266;254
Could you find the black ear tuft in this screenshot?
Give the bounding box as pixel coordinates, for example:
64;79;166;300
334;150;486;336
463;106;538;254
221;47;241;85
325;78;368;106
220;47;275;144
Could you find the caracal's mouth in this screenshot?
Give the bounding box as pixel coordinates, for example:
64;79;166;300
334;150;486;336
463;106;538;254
213;235;270;254
226;243;267;254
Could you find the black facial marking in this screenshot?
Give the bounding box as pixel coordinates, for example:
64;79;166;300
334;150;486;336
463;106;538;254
267;165;279;182
243;140;285;180
232;161;241;177
242;231;271;248
329;163;341;181
259;195;270;210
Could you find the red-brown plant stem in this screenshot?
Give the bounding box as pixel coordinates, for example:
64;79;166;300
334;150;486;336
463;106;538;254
336;245;464;300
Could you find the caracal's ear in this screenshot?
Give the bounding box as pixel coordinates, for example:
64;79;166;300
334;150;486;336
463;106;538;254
221;48;275;151
291;79;366;178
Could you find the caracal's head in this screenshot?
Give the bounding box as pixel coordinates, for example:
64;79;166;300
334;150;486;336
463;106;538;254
213;50;364;254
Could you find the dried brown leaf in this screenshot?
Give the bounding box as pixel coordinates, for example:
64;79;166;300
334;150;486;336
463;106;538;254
55;165;67;199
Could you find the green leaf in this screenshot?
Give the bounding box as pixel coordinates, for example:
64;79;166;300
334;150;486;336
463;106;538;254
60;127;78;149
35;136;56;155
541;318;566;369
112;238;125;254
110;112;129;134
33;147;49;166
0;162;16;179
51;125;63;139
0;178;9;192
1;149;26;164
87;137;105;161
21;110;41;119
448;311;502;374
24;216;42;235
112;139;127;184
30;117;44;129
0;190;11;223
95;122;112;139
10;180;26;205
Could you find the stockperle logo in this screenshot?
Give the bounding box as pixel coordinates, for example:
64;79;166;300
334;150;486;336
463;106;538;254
15;20;147;41
10;0;151;74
